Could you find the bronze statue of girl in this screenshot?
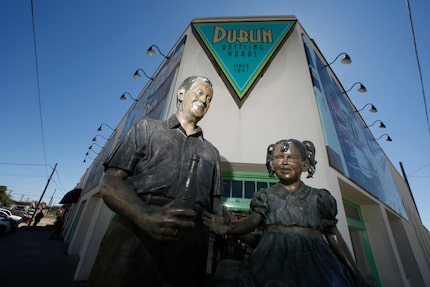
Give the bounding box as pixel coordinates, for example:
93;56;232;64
204;139;376;287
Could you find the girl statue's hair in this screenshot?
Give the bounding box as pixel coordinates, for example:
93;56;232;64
266;139;317;178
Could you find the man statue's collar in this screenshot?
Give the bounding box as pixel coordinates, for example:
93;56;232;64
168;114;203;137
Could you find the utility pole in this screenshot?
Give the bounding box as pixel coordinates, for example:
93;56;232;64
47;188;57;215
28;163;57;226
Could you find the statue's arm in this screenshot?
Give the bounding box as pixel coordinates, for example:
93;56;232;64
100;168;195;240
100;168;150;228
204;208;263;236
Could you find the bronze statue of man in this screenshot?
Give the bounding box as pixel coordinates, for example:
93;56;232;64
90;75;223;287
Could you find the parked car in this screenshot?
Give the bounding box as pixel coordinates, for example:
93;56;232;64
0;212;15;232
11;209;32;223
0;216;12;235
0;208;23;223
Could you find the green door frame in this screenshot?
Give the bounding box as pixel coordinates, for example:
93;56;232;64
344;199;381;286
221;171;277;211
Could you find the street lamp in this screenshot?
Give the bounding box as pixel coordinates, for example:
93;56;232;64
365;120;386;129
344;82;367;93
88;143;103;150
375;134;392;142
92;134;107;142
146;44;169;59
133;68;154;80
97;123;115;132
83;156;95;163
324;52;351;67
85;150;98;156
120;92;138;102
356;103;377;113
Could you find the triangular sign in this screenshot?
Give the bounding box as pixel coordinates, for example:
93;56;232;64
192;19;295;107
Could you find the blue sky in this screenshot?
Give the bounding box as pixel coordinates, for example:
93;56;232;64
1;0;429;229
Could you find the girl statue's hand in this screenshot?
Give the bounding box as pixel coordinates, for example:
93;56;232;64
203;206;232;235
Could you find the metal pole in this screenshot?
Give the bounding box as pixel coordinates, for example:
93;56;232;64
47;188;57;215
28;163;57;225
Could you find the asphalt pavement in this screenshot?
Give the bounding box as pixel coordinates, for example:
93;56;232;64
0;217;89;286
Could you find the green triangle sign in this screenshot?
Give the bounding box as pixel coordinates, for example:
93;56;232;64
192;19;295;107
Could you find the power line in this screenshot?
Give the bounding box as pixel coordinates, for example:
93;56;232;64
406;0;429;132
408;162;430;175
0;162;52;166
30;0;49;170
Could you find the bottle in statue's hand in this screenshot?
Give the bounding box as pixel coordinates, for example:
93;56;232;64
171;154;200;210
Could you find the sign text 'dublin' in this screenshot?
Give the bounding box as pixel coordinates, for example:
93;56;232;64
192;20;295;107
213;26;273;44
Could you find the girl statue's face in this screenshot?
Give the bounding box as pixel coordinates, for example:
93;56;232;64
271;143;306;184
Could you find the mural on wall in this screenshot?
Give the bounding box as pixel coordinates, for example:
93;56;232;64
81;36;187;194
192;18;296;108
302;35;407;218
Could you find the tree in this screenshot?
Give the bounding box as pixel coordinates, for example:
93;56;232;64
0;185;13;207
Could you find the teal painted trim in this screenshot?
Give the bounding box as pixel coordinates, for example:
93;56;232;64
346;217;363;229
223;171;277;181
343;200;381;286
221;197;251;211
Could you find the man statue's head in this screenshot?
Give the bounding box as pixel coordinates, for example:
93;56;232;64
177;75;213;123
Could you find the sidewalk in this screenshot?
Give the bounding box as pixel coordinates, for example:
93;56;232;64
0;217;89;287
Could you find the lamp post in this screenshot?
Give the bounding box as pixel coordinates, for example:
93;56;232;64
83;156;95;163
365;120;386;128
324;52;351;67
356;103;377;113
147;44;169;59
86;149;98;156
97;123;115;132
88;143;103;150
92;134;107;142
120;92;138;102
344;82;367;93
133;68;154;80
375;134;392;142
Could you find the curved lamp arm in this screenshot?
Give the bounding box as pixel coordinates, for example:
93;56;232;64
133;68;154;80
344;82;367;93
356;103;377;113
147;44;169;59
120;92;138;102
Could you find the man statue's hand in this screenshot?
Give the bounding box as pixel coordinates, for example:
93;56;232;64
138;207;196;241
203;206;231;235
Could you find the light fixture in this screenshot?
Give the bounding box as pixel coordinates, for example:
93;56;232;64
92;134;108;142
146;44;169;59
88;143;103;150
133;68;154;80
97;123;115;132
356;103;377;113
344;82;367;93
120;92;138;102
365;120;386;128
375;134;392;142
85;150;98;156
83;156;95;163
325;52;351;67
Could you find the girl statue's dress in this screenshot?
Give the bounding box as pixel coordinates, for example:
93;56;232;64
240;182;355;287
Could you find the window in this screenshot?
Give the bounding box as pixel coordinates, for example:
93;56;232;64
221;172;277;211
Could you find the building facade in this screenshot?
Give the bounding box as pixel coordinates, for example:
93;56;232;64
62;16;430;286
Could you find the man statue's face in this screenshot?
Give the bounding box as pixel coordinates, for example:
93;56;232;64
181;80;213;122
